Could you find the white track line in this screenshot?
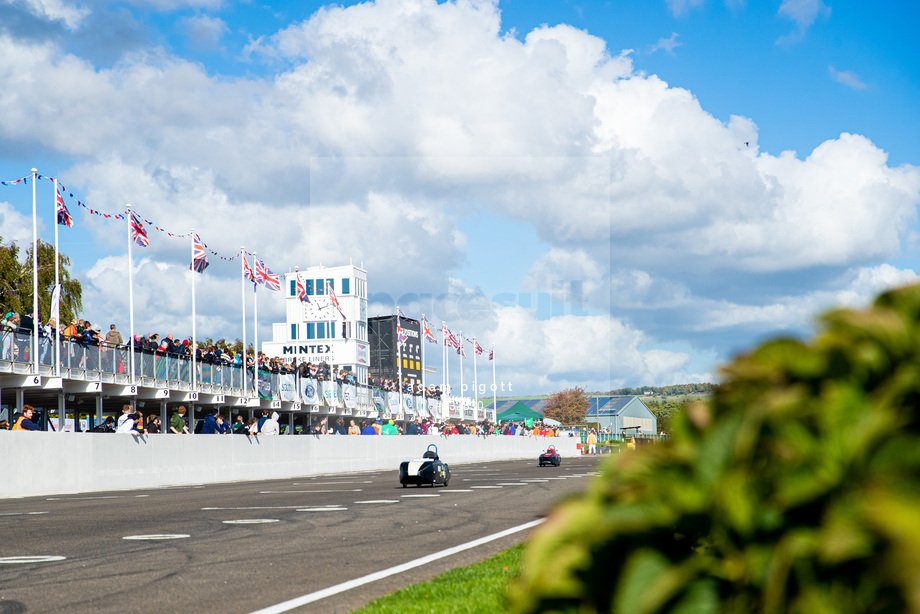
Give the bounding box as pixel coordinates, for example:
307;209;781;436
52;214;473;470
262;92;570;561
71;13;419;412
248;518;545;614
260;489;362;494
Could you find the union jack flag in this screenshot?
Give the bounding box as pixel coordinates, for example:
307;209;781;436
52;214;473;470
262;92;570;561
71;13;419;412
243;254;256;282
445;328;459;348
422;319;437;343
191;234;209;273
129;211;148;247
327;280;347;320
456;337;466;357
255;259;268;285
489;348;494;361
474;340;483;355
295;274;309;302
56;189;73;227
263;267;281;291
397;320;407;346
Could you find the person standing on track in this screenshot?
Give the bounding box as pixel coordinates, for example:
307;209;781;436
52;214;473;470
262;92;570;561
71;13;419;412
586;429;597;455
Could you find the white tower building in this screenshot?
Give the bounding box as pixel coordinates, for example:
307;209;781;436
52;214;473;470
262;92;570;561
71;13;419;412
261;264;369;384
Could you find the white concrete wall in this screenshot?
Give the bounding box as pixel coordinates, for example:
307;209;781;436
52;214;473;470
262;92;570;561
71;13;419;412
0;432;580;498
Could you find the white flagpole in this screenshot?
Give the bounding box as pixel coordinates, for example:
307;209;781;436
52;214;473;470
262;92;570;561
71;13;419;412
492;347;496;419
459;330;464;402
421;315;426;399
473;337;478;410
190;231;197;390
396;307;403;416
126;205;136;385
252;251;259;397
52;178;60;377
240;246;247;397
30;168;38;374
443;322;449;416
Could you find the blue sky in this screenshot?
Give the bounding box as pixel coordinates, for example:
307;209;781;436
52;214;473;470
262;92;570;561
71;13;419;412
0;0;918;394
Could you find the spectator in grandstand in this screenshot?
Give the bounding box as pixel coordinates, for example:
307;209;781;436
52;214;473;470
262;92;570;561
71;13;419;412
117;411;142;435
1;312;19;360
200;408;220;434
105;324;123;346
0;419;9;430
145;414;161;434
87;416;115;432
159;334;178;355
256;409;270;433
117;404;133;430
381;418;397;435
81;323;101;346
62;317;77;339
405;418;421;435
308;417;328;435
330;417;347;435
11;405;40;431
40;317;56;364
348;419;360;435
170;406;190;434
18;311;36;357
232;415;249;434
361;419;376;435
260;412;280;436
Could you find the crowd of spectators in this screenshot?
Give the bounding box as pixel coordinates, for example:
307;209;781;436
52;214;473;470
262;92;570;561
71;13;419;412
3;312;456;404
368;377;442;398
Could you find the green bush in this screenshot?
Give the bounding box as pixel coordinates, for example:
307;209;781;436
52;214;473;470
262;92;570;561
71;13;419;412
508;283;920;614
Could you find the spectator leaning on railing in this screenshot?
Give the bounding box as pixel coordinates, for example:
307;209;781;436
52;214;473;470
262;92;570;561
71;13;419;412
11;405;40;431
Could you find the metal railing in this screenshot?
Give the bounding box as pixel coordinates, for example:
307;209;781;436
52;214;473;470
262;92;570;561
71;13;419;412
1;331;500;421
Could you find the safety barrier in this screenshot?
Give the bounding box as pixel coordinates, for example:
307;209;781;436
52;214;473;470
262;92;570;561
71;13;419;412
0;431;580;498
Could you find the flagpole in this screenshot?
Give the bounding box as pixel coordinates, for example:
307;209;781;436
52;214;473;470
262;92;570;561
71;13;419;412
421;315;426;403
126;206;136;384
30;168;38;374
53;178;60;377
443;322;449;419
240;246;247;397
190;230;197;391
252;251;259;397
396;307;403;417
459;330;464;402
473;337;478;410
492;347;496;420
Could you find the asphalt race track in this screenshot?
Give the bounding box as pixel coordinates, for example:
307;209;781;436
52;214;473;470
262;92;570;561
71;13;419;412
0;455;604;613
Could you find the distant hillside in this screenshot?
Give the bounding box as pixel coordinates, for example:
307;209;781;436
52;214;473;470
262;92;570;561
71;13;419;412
603;383;715;397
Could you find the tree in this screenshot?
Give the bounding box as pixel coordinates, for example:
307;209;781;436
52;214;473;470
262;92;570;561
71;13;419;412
509;282;920;614
0;237;83;325
645;399;687;434
542;387;590;424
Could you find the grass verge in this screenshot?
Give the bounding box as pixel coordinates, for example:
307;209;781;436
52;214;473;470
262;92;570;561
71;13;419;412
349;543;524;614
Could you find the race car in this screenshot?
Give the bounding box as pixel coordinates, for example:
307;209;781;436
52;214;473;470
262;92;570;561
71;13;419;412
539;446;562;467
400;444;450;487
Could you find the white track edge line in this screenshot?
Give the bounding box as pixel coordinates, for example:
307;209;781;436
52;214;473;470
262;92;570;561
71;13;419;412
248;518;545;614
